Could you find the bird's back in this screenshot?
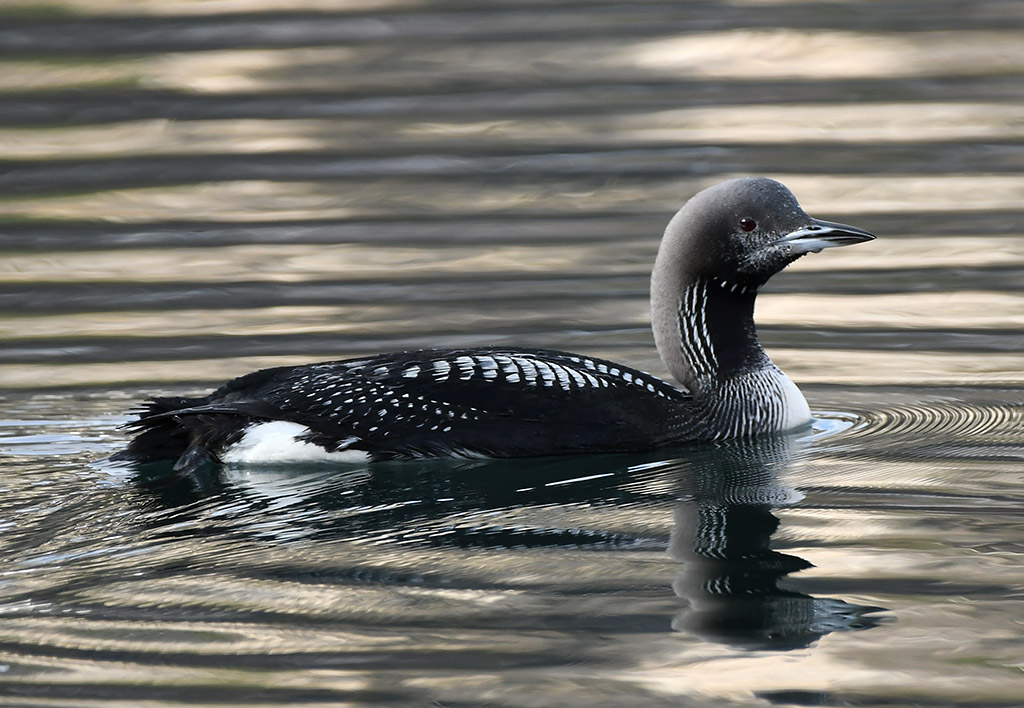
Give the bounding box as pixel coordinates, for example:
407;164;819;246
118;347;695;470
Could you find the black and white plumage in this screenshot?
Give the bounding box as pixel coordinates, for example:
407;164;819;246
117;177;874;471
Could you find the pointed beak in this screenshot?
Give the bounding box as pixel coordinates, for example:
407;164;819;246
773;219;876;256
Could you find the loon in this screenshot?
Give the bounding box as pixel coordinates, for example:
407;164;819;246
117;177;874;471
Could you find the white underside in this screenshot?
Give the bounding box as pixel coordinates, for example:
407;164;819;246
220;421;370;464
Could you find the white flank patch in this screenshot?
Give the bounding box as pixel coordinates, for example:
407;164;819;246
221;421;369;464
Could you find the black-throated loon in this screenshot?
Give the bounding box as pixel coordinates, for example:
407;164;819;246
117;177;874;471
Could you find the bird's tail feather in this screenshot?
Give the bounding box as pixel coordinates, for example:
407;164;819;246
112;396;208;464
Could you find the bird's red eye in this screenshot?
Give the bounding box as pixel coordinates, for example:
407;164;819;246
740;218;757;232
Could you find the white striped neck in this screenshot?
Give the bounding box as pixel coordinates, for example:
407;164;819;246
653;276;811;435
660;276;771;395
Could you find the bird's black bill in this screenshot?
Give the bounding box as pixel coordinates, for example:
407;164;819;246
774;219;876;255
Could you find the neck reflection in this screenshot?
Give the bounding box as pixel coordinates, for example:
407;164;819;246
668;435;884;650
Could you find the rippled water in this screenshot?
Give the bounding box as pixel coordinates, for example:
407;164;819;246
1;1;1023;706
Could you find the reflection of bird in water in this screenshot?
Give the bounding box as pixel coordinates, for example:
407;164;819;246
115;178;873;471
126;424;888;651
668;435;887;650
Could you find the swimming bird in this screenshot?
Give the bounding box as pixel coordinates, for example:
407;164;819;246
117;177;874;471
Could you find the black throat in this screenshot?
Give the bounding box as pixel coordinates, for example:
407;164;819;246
699;276;769;379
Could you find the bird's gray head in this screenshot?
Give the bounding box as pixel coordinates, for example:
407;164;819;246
659;177;874;289
651;177;875;393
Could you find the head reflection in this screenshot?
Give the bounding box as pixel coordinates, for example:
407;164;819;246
668;434;885;650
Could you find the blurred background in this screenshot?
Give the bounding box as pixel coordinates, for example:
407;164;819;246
0;2;1022;707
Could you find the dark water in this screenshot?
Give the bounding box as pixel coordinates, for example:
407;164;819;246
1;1;1023;706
